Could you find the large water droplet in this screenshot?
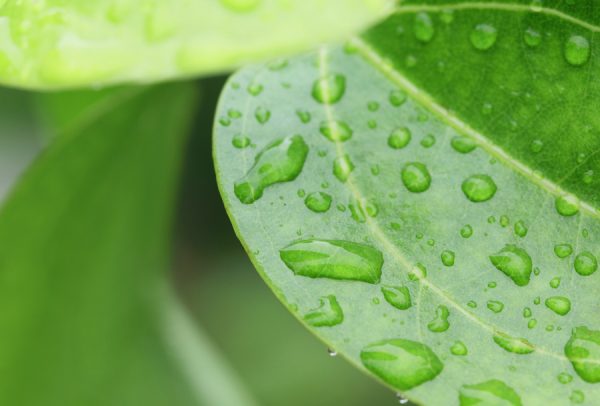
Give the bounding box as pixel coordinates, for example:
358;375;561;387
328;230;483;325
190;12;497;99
414;12;435;42
564;35;591;66
555;195;579;216
462;174;497;202
545;296;571;316
493;331;535;354
234;135;308;204
360;339;444;390
487;300;504;313
459;380;522;406
303;295;344;327
320;120;353;142
565;326;600;382
312;73;346;104
333;155;355;182
305;192;332;213
381;286;412;310
574;251;598;276
441;250;455;267
279;239;383;283
489;245;532;286
470;24;498;51
427;305;450;332
388;127;412;149
450;341;468;356
402;162;431;193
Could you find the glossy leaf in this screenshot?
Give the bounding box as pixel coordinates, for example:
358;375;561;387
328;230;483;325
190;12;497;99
0;84;254;406
214;2;600;404
0;0;390;89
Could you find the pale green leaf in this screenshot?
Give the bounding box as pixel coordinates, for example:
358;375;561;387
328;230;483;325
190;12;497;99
214;2;600;404
0;0;391;89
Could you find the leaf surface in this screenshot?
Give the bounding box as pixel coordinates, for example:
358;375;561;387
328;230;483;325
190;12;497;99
214;2;600;404
0;0;390;89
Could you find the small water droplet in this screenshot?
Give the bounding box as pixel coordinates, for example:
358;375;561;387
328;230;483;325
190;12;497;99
381;286;412;310
388;127;412;149
280;239;383;283
565;326;600;382
549;277;561;288
395;393;410;404
564;35;590;66
303;295;344;327
320;120;353;142
420;134;436;148
402;162;431;193
523;307;532;318
327;348;337;357
312;73;346;104
530;0;543;12
367;119;377;129
554;243;573;258
574;251;597;276
389;90;407;107
499;215;510;227
582;169;594;184
451;136;477;153
493;331;534;354
450;340;468;356
440;9;454;24
427;305;450;332
489;245;532;286
524;27;542;47
545;296;571;316
234;135;308;204
555;195;579;216
441;250;455;267
409;263;427;281
414;12;435;42
333;155;355;182
459;380;522;406
528;319;537;329
462;174;497;202
296;109;311;123
514;220;528;237
228;109;242;118
530;139;544;153
460;224;473;238
481;102;493;115
247;82;263;96
467;300;477;308
470;24;498;51
305;192;332;213
367;101;380;112
232;133;251;149
255;106;271;124
487;300;504;313
557;372;573;384
570;390;585;404
488;281;497;288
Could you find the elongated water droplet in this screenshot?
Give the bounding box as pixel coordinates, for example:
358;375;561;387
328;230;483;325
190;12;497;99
427;305;450;332
565;326;600;382
554;243;573;258
487;300;504;313
305;192;332;213
232;133;251;149
462;174;497;202
574;251;597;276
441;250;455;267
470;24;498;50
320;120;353;142
493;331;534;354
235;135;308;204
381;286;412;310
280;239;383;283
312;73;346;104
450;341;468;356
459;380;522;406
490;245;532;286
565;35;590;66
556;195;579;216
360;339;443;390
545;296;571;316
333;155;354;182
402;162;431;193
389;90;407;106
451;136;477;153
303;295;344;327
388;127;412;149
558;372;573;384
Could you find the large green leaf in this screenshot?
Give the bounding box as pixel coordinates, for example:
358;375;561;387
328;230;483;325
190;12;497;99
0;0;391;90
214;2;600;404
0;83;255;406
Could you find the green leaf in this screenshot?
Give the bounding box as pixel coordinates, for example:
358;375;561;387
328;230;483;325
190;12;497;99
214;2;600;404
0;83;255;406
0;0;391;90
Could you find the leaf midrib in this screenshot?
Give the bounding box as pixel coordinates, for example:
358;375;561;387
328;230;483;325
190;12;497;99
316;45;596;365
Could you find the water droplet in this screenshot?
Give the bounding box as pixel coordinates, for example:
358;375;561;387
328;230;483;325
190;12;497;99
549;277;561;288
305;192;332;213
459;380;522;406
493;331;535;354
460;224;473;238
582;169;594;184
296;110;311;123
523;307;532;318
545;296;571;316
489;245;532;286
280;239;383;283
219;117;232;126
556;195;579;216
450;341;468;356
427;305;450;332
558;372;573;384
409;263;427;281
232;133;251;149
481;102;493;115
564;35;590;66
499;215;510;227
247;82;263;96
402;162;431;193
396;393;409;404
414;12;435;42
488;281;497;288
528;319;537;329
388;127;412;149
220;0;261;13
303;295;344;327
441;250;455;267
312;73;346;104
467;300;477;308
570;390;585;404
462;174;497;202
420;134;436;148
451;136;477;153
228;109;242;119
381;286;412;310
440;9;455;24
530;0;543;12
349;198;378;223
327;348;337;357
530;139;544;153
470;24;498;51
524;27;542;47
514;220;528;237
234;135;308;204
565;326;600;382
574;252;597;276
534;296;541;305
487;300;504;313
367;119;377;129
554;243;573;258
255;106;271;124
333;155;355;182
320;120;353;142
389;90;407;107
367;101;380;112
360;339;444;390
